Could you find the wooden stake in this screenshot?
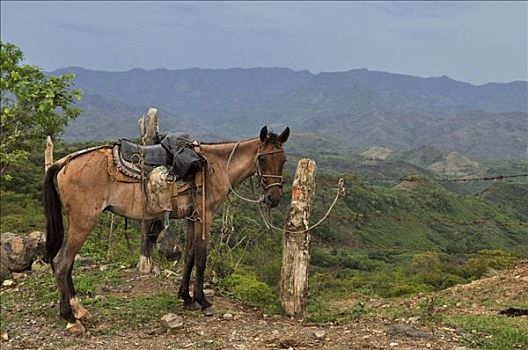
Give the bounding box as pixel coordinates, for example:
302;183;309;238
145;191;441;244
138;108;159;145
45;136;54;172
280;159;317;319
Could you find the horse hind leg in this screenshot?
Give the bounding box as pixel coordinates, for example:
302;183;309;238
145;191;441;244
54;213;99;334
70;298;90;321
54;250;85;334
62;263;92;321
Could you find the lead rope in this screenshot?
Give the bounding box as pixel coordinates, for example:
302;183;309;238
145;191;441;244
226;139;346;234
226;140;264;203
258;178;345;234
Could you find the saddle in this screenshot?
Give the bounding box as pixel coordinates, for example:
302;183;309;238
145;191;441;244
119;140;171;166
112;133;205;181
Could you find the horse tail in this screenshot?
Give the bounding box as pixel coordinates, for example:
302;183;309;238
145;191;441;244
43;163;64;266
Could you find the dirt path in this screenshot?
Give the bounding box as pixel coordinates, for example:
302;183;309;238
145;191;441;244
1;264;479;350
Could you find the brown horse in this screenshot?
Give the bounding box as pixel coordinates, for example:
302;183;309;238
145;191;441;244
44;126;289;334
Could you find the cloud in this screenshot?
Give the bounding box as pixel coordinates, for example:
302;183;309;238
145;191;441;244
134;3;290;38
393;24;453;41
370;2;479;20
49;19;127;37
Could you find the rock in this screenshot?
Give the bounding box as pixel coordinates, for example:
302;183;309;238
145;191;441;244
222;313;233;320
114;284;133;293
162;269;177;277
2;279;15;287
161;313;184;333
388;324;432;339
99;265;109;272
204;288;215;297
31;260;42;272
389;342;398;347
0;232;46;279
11;272;26;281
152;265;161;275
95;284;112;295
74;255;94;266
314;330;325;339
1;332;8;341
407;316;421;323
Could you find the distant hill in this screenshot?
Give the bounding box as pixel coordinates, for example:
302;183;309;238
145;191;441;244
54;67;528;159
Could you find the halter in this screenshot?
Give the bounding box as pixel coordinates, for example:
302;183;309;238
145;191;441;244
255;144;285;190
226;140;285;204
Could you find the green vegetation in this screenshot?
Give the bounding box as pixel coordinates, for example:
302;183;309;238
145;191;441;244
450;315;528;350
0;137;526;329
0;42;81;180
221;271;279;312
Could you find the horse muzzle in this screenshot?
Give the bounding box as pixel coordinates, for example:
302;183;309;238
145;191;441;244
263;187;283;208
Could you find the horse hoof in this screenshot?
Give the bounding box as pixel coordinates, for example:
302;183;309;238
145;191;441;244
66;320;86;335
183;301;201;311
202;306;215;316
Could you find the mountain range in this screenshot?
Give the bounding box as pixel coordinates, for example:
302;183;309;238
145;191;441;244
54;67;528;160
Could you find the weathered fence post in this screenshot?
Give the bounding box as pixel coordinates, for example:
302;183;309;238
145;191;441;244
136;107;160;275
280;158;317;318
44;136;54;172
138;107;159;145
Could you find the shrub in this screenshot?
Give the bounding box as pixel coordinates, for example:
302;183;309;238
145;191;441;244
222;272;279;312
465;249;516;278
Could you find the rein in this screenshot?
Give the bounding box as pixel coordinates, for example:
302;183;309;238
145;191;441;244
225;139;346;234
226;140;279;203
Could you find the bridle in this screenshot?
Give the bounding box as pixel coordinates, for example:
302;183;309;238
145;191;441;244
255;142;285;190
226;139;285;203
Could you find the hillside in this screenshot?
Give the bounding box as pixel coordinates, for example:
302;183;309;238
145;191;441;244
54;67;528;159
1;140;527;349
1;256;526;349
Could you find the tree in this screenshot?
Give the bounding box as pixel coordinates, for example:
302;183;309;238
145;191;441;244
0;42;81;180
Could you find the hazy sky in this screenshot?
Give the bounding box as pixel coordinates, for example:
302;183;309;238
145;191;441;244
1;1;526;85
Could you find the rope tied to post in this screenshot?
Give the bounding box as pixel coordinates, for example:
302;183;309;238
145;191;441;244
226;140;345;233
260;177;345;234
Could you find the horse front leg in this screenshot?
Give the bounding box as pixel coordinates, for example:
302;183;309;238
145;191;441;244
178;219;199;310
193;219;214;315
138;219;162;275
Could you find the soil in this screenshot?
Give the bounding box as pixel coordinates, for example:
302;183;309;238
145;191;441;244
2;262;527;350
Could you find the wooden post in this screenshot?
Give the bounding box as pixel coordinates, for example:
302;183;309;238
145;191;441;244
280;158;317;318
138;107;159;145
44;136;54;172
137;107;160;275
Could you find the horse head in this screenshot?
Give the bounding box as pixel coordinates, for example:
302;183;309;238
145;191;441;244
257;126;290;208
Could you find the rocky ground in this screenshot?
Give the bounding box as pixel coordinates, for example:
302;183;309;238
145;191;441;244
1;261;527;350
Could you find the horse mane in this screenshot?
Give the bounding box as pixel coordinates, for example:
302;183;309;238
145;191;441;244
201;131;281;145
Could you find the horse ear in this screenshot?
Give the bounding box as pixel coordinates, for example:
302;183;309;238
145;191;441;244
278;127;290;144
260;126;268;142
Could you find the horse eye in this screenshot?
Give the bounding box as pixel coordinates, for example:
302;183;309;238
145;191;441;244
259;158;266;165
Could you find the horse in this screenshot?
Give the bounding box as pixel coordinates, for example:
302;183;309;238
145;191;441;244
43;125;290;334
